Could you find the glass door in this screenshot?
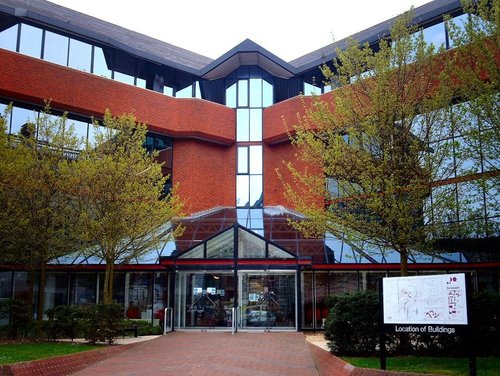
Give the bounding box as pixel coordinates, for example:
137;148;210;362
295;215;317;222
176;272;235;329
239;271;296;330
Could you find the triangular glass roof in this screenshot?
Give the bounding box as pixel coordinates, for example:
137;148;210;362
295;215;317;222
176;225;295;260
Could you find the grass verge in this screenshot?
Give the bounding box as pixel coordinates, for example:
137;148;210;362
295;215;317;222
0;342;100;365
341;356;500;376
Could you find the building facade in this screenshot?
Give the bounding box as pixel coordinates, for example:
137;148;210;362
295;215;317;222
0;0;498;331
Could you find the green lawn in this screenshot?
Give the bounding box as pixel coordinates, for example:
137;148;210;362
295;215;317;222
0;342;100;365
342;356;500;376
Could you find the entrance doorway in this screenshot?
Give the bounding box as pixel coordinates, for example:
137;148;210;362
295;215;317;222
175;271;296;330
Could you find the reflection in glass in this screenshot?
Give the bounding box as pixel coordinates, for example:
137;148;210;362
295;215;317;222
43;31;68;65
206;228;234;258
19;24;42;58
126;272;153;320
302;272;314;329
262;79;273;107
153;272;168;325
249;175;263;206
178;243;204;258
237;174;249;207
238;80;248;107
0;24;18;52
10;106;36;135
238;146;248;174
249;79;262;107
70;273;96;305
13;272;31;302
249;109;262;141
70;120;89;146
249;145;262;174
238;228;265;258
236;109;249;142
422;22;446;49
68;39;91;72
226;83;236;108
268;244;293;259
448;14;469;48
44;273;68;312
93;47;112;78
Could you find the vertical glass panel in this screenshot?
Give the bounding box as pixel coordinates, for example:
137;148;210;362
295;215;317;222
0;271;12;299
126;272;153;320
43;31;68;65
93;47;112;78
432;184;458;224
87;124;106;147
448;14;469;48
249;208;264;231
68;39;91;72
304;82;321;95
69;273;96;305
249;175;263;207
97;272;124;305
314;272;330;329
175;84;192;98
163;86;173;96
422;22;446;49
454;135;481;175
249;78;262;107
238;228;265;258
262;79;273;107
19;24;42;58
249;109;262;141
114;71;135;85
13;271;30;301
241;272;295;329
226;83;237;108
0;24;18;52
238;80;248;107
194;81;202;98
206;228;234;258
249;145;262;174
136;77;146;89
482;126;500;171
302;272;313;329
10;106;36;135
153;272;168;325
237;175;249;207
44;272;68;312
178;243;204;258
236;109;249;142
329;272;359;294
485;177;499;218
238;146;248;174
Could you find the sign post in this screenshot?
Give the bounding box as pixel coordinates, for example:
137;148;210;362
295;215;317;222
380;273;474;375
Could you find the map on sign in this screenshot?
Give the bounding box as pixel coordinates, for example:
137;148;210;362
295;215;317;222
383;273;467;325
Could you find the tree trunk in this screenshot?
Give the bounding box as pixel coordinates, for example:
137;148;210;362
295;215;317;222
36;263;47;337
400;248;408;276
104;261;115;304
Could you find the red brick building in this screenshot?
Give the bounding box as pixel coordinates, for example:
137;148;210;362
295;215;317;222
0;0;498;331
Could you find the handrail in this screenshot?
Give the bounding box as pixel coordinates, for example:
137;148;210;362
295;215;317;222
231;307;236;335
163;307;173;334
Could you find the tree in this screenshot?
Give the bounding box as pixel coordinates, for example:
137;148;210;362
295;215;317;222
64;111;183;304
282;10;461;275
0;104;82;335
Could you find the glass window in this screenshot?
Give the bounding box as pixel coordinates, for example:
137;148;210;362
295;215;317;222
10;106;36;135
93;47;112;78
238;146;248;174
238;228;265;258
69;273;96;305
249;109;262;141
249;79;262;107
153;272;168;325
136;77;147;89
114;71;135;85
237;174;250;207
44;273;68;312
194;81;201;98
13;271;30;302
485;177;499;218
19;24;42;58
447;13;469;48
0;24;18;52
226;83;236;108
422;22;446;49
268;244;294;259
262;79;273;107
68;39;92;72
97;272;124;304
249;175;263;206
178;243;204;258
87;123;106;147
238;80;248;107
236;109;249;142
431;184;458;224
70;119;89;146
249;145;262;174
304;82;321;95
43;31;68;65
454;135;481;176
206;228;234;258
175;84;192;98
0;271;12;299
126;272;153;320
163;86;173;96
481;127;500;171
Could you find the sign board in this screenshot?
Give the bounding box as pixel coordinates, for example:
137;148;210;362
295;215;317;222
383;273;467;325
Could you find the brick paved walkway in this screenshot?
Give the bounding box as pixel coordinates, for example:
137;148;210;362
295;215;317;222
73;332;319;376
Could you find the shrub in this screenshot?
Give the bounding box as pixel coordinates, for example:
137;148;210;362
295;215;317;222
0;299;34;339
80;303;124;345
472;291;500;356
325;291;380;355
45;305;84;341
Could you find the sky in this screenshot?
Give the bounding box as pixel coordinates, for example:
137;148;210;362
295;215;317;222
49;0;430;62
